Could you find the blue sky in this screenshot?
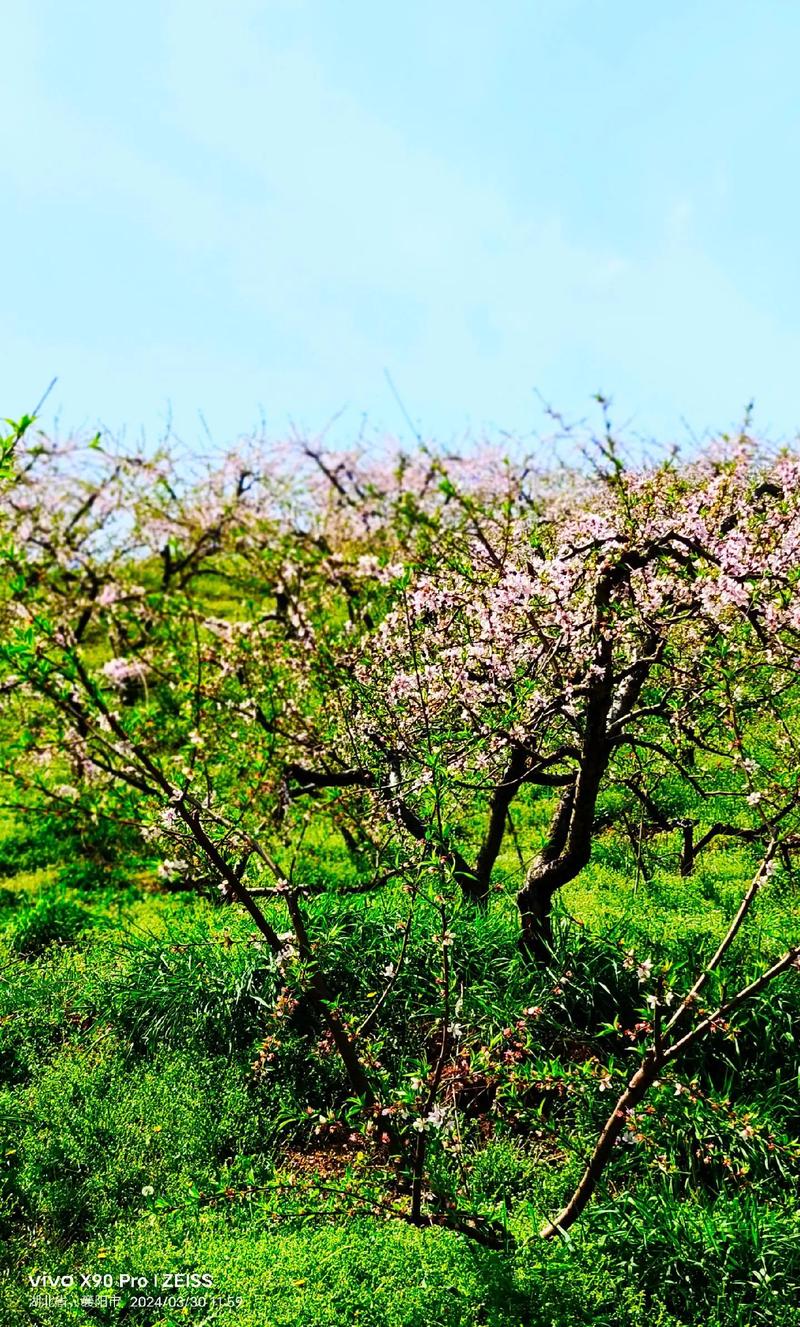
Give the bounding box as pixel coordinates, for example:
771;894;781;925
2;1;799;448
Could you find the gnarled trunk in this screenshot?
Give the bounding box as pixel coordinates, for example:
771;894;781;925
517;661;613;959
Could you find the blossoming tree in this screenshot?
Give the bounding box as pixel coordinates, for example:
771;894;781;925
282;438;800;956
0;425;798;1242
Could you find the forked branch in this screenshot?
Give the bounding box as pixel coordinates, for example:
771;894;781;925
541;847;798;1238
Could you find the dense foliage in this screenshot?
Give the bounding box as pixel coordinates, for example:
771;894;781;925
0;417;798;1325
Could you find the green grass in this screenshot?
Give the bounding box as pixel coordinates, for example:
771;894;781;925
0;809;798;1326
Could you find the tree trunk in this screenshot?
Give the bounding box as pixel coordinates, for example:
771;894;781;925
516;650;616;960
518;881;556;961
516;785;575;959
455;865;490;907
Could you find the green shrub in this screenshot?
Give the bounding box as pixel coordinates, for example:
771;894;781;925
8;895;90;956
94;926;280;1056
